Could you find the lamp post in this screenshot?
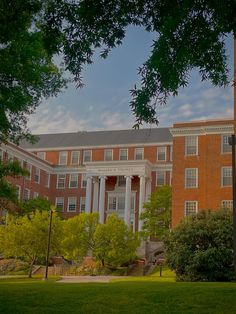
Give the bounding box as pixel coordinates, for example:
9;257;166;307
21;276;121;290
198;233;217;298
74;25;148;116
229;135;236;277
43;205;56;280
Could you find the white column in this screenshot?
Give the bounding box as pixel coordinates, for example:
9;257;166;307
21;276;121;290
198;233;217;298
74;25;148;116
138;175;146;231
124;175;132;227
92;178;99;212
85;175;92;213
98;176;107;223
145;177;152;202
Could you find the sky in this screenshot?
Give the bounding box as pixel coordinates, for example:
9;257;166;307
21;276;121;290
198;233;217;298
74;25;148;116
28;27;234;134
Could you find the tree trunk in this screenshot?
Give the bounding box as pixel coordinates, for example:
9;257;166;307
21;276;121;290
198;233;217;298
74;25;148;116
28;257;36;278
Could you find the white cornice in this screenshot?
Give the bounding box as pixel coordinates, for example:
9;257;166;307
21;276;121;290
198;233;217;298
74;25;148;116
152;163;172;171
23;141;173;152
1;144;53;173
170;124;233;137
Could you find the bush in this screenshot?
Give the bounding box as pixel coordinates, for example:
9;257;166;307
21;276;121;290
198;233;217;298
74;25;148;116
164;210;234;281
0;259;29;275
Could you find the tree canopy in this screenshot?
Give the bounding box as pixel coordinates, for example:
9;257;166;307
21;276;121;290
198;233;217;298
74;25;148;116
1;0;235;141
164;210;234;281
140;186;171;239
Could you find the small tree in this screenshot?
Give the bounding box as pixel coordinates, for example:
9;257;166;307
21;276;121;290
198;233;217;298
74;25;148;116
164;210;234;282
0;210;62;277
19;197;51;215
140;186;171;239
0;159;29;217
61;213;99;262
93;214;140;268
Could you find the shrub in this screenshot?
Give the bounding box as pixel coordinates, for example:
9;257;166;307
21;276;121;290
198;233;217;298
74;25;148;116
164;210;234;281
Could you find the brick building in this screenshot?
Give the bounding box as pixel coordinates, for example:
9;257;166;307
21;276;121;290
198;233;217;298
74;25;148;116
1;119;233;228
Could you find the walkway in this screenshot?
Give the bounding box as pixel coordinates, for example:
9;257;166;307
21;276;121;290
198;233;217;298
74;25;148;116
58;276;128;283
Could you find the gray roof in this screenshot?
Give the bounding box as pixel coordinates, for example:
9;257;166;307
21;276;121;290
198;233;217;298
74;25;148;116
20;128;172;149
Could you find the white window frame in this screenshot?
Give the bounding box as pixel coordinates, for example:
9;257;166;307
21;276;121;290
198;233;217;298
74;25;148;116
71;151;80;165
156;171;166;186
69;173;78;188
57;174;66;189
25;163;32;180
221;200;233;210
117;176;126;187
119;148;128;161
221;167;232;187
185;136;198;156
80;197;86;212
81;173;87;188
157;147;167;161
135;148;144;160
83;150;92;163
67;197;77;212
34;167;40;184
104;149;113;161
37;152;45;160
59;151;68;165
185;168;198;188
15;185;21;200
107;193;135;213
33;192;39;198
45;172;50;188
23;188;30;201
185;201;198;216
221;134;231;154
55;197;64;211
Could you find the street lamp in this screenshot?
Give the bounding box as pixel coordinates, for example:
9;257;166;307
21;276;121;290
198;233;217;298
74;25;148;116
43;205;56;280
228;135;236;277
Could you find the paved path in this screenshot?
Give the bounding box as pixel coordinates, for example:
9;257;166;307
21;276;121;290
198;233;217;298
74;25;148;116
58;276;128;283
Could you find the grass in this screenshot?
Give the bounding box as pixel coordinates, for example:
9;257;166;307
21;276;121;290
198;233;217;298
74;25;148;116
0;274;236;313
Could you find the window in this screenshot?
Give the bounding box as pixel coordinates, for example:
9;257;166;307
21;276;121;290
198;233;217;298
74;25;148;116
185;201;198;216
33;192;39;198
25;163;32;180
108;196;117;211
104;149;113;161
185;136;198;155
156;171;166;186
69;174;78;188
7;153;13;162
221;135;231;154
59;151;68;165
117;196;125;211
119;149;128;160
185;168;198;188
83;150;91;162
34;168;40;183
23;189;30;201
108;194;135;212
80;197;86;212
37;152;45;160
67;197;77;212
222;167;232;187
135;148;144;160
117;176;126;187
221;200;233;210
45;172;50;187
157;147;166;161
55;197;64;211
15;185;21;200
81;173;87;188
71;151;80;165
57;174;66;188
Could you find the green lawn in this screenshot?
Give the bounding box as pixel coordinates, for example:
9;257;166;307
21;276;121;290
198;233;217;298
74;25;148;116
0;275;236;314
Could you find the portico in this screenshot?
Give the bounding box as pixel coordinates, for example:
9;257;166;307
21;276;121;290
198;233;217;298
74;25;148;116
84;160;152;231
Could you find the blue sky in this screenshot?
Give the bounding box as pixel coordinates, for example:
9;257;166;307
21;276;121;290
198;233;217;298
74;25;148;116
28;27;234;134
